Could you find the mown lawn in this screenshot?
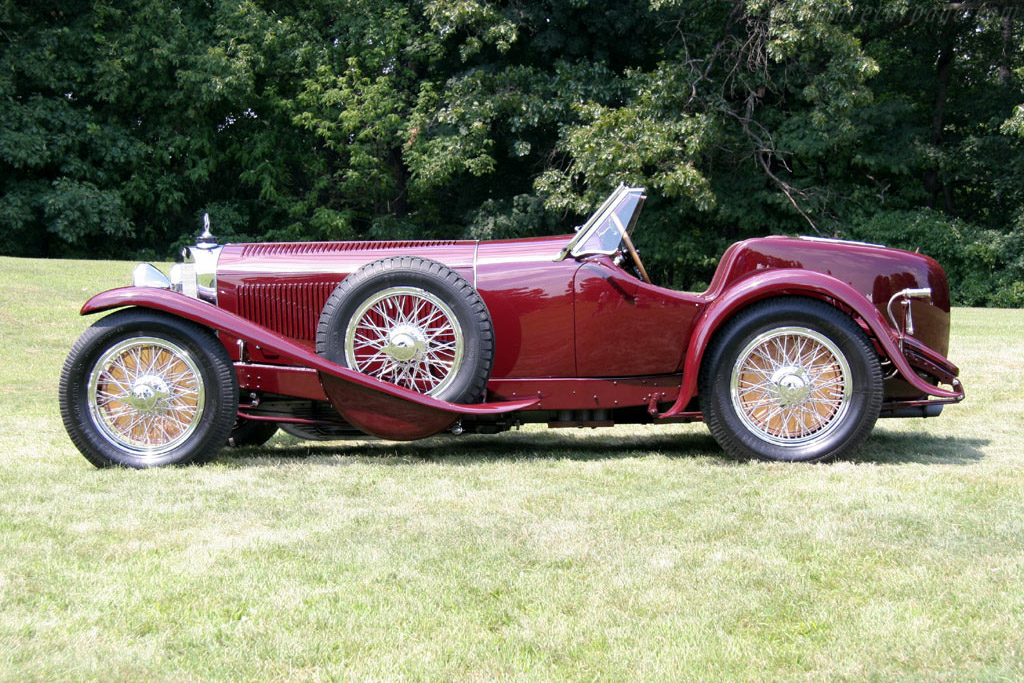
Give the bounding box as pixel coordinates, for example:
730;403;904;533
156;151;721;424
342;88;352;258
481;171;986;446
1;255;1022;681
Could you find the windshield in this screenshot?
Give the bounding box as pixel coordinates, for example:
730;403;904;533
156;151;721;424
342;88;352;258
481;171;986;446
557;185;646;261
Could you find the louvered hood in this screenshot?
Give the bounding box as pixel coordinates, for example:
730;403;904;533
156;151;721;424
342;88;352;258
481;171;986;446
236;239;461;257
215;240;478;345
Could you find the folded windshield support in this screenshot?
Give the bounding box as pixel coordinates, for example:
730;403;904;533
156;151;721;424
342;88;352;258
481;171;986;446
555;184;647;262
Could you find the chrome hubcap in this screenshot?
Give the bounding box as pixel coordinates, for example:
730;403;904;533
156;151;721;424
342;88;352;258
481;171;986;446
383;324;428;363
345;286;464;396
124;375;172;413
772;367;812;406
87;337;206;456
730;327;852;446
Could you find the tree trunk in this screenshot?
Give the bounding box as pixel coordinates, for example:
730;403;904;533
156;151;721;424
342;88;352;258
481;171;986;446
924;21;956;213
389;146;409;220
999;12;1012;85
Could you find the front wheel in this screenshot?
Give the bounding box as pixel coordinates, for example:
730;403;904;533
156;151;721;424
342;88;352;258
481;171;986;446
59;309;238;468
700;298;883;463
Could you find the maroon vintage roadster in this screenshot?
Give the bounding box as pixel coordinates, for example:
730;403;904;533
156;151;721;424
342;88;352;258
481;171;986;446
59;186;964;467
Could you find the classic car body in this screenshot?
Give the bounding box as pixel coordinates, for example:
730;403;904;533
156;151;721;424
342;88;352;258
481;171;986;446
60;186;964;467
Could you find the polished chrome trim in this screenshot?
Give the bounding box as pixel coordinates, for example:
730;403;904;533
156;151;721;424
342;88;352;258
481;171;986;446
473;240;479;289
182;245;221;302
887;287;932;346
181;213;223;303
170;263;197;298
132;263;171;289
798;236;886;248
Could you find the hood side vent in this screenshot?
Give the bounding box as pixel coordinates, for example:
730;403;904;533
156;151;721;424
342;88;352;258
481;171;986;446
241;240;459;257
236;281;340;341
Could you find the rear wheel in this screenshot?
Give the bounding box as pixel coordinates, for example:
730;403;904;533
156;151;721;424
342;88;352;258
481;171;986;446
700;298;882;462
59;309;237;468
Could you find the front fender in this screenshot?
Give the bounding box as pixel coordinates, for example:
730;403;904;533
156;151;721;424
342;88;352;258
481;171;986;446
658;270;963;419
81;287;538;439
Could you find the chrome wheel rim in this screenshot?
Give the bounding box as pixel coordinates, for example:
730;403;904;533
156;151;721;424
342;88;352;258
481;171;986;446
87;337;206;456
730;327;852;446
344;286;464;396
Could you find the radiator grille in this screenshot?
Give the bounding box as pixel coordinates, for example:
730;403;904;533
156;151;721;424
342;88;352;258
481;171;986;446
236;282;339;341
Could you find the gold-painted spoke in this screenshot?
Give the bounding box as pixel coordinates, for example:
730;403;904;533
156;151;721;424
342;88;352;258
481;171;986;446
88;338;206;456
731;327;853;446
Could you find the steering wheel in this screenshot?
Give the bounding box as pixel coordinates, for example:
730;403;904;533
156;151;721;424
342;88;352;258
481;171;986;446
621;230;651;284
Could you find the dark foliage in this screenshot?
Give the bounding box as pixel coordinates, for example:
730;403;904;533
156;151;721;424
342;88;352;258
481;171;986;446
2;0;1022;304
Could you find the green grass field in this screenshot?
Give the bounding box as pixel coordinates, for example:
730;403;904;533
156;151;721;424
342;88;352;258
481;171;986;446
1;255;1023;681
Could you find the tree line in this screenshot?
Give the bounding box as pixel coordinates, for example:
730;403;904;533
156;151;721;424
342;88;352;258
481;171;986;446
2;0;1022;305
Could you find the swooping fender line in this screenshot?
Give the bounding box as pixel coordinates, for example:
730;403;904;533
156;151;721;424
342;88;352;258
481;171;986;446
80;288;538;427
659;269;964;419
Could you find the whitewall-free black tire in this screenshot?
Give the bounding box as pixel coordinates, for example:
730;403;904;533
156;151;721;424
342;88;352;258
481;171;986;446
59;308;238;468
700;297;883;462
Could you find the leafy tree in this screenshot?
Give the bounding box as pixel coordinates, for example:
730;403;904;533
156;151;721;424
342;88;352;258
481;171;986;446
1;0;1021;304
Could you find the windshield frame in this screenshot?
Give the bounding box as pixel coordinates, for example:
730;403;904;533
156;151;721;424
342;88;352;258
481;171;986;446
555;184;647;262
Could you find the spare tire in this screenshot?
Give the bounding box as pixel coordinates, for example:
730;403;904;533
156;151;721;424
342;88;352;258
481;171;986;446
316;256;494;404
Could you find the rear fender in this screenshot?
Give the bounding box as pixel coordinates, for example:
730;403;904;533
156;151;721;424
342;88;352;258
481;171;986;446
658;270;963;419
81;287;538;439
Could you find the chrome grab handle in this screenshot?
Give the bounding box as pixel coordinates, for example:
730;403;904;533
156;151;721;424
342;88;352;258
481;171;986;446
887;287;932;351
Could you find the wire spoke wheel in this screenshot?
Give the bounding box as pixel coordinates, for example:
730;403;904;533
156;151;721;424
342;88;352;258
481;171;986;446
61;309;237;468
701;298;882;462
344;286;465;396
86;337;206;456
318;257;494;408
730;327;852;445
